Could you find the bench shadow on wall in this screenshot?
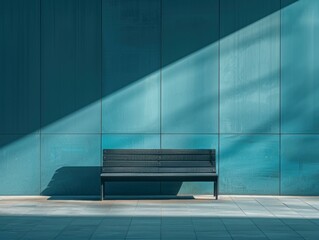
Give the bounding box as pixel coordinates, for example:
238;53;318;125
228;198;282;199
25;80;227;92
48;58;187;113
43;167;200;200
41;166;197;198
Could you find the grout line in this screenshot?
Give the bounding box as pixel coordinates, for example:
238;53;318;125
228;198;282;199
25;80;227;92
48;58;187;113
2;132;319;136
279;0;282;196
255;198;307;240
189;208;198;240
277;133;319;135
88;217;103;240
39;0;42;196
99;133;281;135
123;202;137;240
39;133;102;135
219;198;235;240
159;0;163;195
218;0;221;181
299;198;319;212
231;197;271;240
160;200;162;240
160;0;163;151
100;0;103;169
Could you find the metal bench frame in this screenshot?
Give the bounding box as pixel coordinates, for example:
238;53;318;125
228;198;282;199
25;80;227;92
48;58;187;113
101;149;218;200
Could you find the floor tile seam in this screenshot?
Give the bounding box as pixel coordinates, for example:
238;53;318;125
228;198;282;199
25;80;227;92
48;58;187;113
230;197;271;240
255;198;307;240
122;216;133;240
189;214;198;240
160;202;163;240
16;216;51;239
219;220;235;239
253;198;278;218
52;217;77;240
299;198;319;212
14;217;64;239
87;216;105;240
4;228;23;240
219;198;237;240
128;200;139;236
280;200;315;220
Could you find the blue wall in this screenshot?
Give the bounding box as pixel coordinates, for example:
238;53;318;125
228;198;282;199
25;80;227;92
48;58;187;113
0;0;318;196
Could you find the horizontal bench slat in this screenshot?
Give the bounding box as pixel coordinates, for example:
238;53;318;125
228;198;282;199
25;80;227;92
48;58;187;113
100;173;217;182
101;172;217;176
103;155;213;161
102;167;215;173
103;161;213;167
104;161;159;167
104;155;159;161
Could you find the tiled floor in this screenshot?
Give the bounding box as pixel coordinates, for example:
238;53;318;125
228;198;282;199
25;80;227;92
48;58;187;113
0;196;319;240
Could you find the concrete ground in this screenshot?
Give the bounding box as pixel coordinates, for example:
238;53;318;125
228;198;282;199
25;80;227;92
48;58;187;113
0;195;319;240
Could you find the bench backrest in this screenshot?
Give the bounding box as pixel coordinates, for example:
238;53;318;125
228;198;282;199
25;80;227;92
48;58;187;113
102;149;216;174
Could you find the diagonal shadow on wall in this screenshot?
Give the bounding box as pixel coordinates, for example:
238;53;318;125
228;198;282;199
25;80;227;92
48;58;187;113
0;0;298;196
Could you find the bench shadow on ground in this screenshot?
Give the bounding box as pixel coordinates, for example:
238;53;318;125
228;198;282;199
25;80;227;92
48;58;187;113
42;166;189;200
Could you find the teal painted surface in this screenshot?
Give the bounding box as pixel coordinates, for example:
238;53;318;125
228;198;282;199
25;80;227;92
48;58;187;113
102;134;160;150
41;0;101;134
1;0;319;196
162;135;218;150
102;134;160;195
220;135;279;195
161;134;218;195
0;135;40;195
162;0;219;134
281;135;319;195
281;0;319;133
0;0;40;134
41;134;100;196
102;0;160;133
102;75;160;133
220;0;280;134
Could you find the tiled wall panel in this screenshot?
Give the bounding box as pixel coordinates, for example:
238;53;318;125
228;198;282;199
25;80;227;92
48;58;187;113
102;0;161;133
41;0;101;134
161;0;219;134
281;135;319;195
0;0;40;134
281;0;319;133
220;0;280;134
0;135;40;195
220;135;280;195
41;134;101;195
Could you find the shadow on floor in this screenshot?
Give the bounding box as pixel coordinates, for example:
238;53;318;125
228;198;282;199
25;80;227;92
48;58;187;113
42;166;185;198
0;215;318;240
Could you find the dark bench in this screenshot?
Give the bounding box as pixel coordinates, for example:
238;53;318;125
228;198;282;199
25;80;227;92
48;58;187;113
101;149;218;200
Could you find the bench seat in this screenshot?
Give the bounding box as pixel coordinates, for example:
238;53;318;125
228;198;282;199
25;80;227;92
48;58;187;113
101;149;218;200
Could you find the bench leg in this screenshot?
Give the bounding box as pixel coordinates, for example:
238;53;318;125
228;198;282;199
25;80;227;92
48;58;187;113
215;179;218;200
101;180;104;201
214;181;216;198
